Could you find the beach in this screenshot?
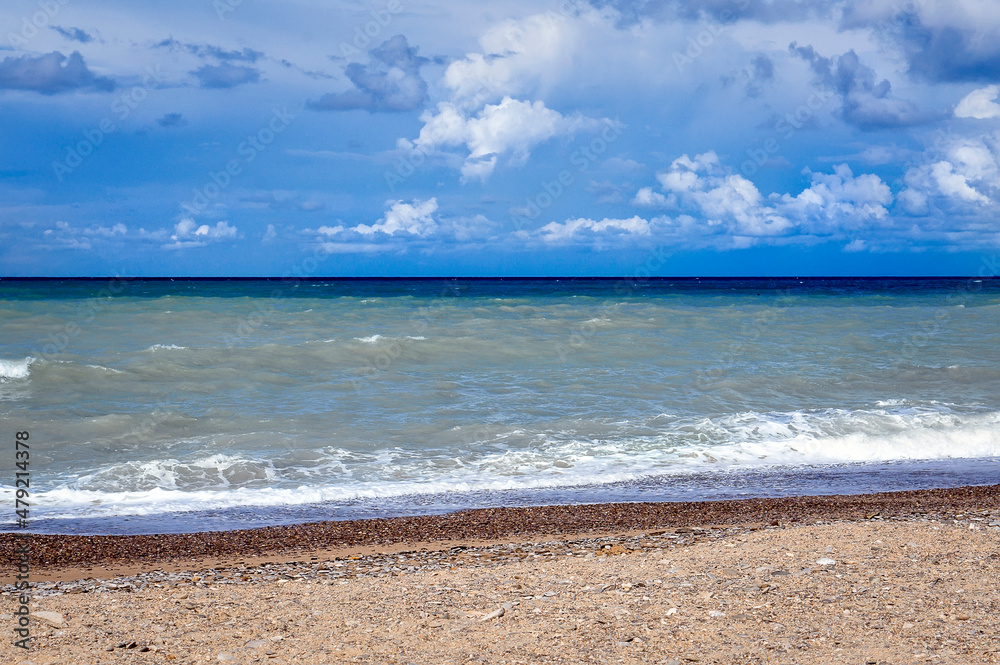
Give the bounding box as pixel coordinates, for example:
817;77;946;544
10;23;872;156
3;485;999;664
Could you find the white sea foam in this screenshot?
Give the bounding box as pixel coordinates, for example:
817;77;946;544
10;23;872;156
145;344;187;351
354;334;382;344
0;357;33;380
8;406;1000;521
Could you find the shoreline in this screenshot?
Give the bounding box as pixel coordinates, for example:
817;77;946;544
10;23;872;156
2;483;998;582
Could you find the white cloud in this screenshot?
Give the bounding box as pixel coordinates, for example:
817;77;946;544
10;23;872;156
163;219;238;249
654;152;792;236
41;220;129;250
634;153;896;243
947;140;1000;182
442;12;575;108
317;224;345;236
410;97;602;182
899;134;998;213
778;164;893;229
633;186;672;207
931;161;990;203
929;161;988;203
311;199;498;252
353;198;438;236
537;215;652;243
955;85;1000;119
399;10;613;182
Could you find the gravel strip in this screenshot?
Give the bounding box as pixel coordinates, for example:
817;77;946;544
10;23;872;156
2;484;999;573
4;508;998;597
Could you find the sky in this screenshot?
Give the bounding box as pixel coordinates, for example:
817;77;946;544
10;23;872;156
1;0;999;277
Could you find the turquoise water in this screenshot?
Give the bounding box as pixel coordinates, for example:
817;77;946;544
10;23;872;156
2;278;999;534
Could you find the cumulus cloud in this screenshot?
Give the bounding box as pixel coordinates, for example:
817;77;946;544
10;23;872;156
778;164;893;230
640;152;895;241
442;12;575;108
354;198;438;236
311;198;500;251
654;152;792;236
192;63;260;89
163;219;238;249
393;11;611;182
955;85;1000;119
537;215;652;243
308;35;428;112
633;186;673;208
407;96;604;182
898;134;999;214
0;51;114;94
790;43;928;130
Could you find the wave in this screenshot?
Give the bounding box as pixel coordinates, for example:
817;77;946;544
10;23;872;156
74;454;277;492
0;357;33;381
5;403;999;521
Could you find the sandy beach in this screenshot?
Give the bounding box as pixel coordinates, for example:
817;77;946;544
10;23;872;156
3;485;999;664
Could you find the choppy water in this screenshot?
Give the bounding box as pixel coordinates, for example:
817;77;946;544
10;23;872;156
1;278;999;534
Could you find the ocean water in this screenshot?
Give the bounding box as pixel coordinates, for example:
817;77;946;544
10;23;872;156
1;277;999;534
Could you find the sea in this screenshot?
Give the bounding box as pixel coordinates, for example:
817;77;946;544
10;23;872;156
1;277;999;535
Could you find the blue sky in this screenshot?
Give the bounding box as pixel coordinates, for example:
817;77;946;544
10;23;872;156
1;0;999;276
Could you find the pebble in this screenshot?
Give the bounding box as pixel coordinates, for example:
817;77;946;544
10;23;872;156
29;611;66;628
816;558;837;566
481;606;505;621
